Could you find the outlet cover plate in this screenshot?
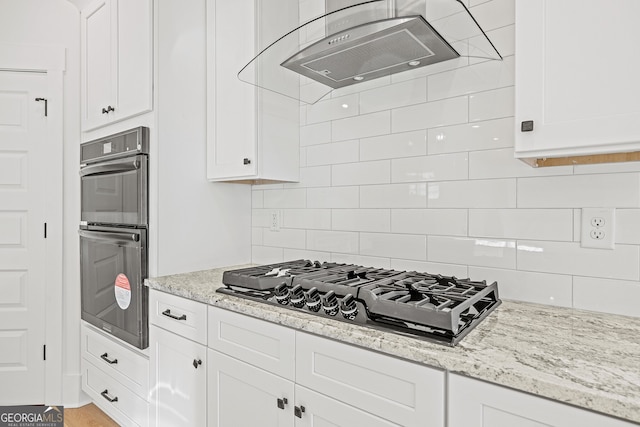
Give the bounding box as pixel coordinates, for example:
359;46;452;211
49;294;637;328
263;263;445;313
581;208;615;249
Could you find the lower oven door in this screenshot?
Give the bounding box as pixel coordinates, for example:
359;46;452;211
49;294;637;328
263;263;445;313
79;226;148;349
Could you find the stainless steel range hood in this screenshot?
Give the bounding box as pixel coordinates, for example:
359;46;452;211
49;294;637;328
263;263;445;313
238;0;502;104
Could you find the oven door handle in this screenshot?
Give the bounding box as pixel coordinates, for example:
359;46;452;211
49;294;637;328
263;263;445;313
79;159;140;177
78;229;140;244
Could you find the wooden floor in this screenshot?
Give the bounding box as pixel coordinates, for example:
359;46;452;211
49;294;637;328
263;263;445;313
64;403;119;427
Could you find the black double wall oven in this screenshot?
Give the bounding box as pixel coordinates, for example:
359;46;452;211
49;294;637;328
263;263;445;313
79;127;149;349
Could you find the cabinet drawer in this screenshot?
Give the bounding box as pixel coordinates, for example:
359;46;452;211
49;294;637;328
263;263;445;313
81;323;149;398
296;332;445;427
208;306;295;380
82;358;149;427
149;289;207;345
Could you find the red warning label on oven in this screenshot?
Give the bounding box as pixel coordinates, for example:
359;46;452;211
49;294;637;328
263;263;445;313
114;273;132;310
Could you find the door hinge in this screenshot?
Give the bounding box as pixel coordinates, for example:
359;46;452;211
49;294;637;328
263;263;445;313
44;223;47;238
43;345;46;361
35;97;48;117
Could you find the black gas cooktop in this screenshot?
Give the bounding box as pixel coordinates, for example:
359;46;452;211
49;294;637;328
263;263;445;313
218;260;501;346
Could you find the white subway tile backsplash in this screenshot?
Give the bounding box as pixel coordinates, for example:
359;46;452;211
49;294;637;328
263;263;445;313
306;93;359;124
517;174;640;208
391;57;469;84
517;241;640;281
331;254;391;269
331;76;391;98
470;148;573;179
392;96;468;133
300;122;331;146
391;153;469;183
360;233;427;261
332;209;391;232
390;259;469;278
252;227;263;246
470;0;515;30
360;131;427;161
263;189;306;208
284;166;331;188
428;179;516;208
332;111;391;141
252;245;284;264
252;190;264;209
573;276;640;317
360;78;427;114
307;186;359;208
428;235;517;269
263;228;306;249
469;209;573;241
306;140;359;166
484;24;515;57
252;209;270;227
428;56;515;101
283;209;331;230
573;161;640;175
284;248;331;262
332;160;390;186
391;209;468;236
307;230;359;253
616;209;640;244
469;86;514;121
427;118;514;154
361;183;428;208
468;266;573;307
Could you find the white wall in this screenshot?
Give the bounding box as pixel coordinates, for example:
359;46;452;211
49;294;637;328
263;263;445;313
0;0;83;404
251;0;640;318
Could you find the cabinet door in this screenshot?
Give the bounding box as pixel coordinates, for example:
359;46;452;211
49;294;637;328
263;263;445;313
295;386;399;427
81;0;114;130
149;326;207;427
207;349;294;427
206;0;258;180
515;0;640;159
448;374;636;427
114;0;152;123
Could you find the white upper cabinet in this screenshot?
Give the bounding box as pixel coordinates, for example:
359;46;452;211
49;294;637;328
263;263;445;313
514;0;640;164
81;0;152;132
206;0;300;183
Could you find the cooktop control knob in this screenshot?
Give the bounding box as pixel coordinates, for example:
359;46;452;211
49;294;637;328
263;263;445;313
340;294;358;320
321;291;339;316
304;287;321;312
290;284;305;308
274;283;290;305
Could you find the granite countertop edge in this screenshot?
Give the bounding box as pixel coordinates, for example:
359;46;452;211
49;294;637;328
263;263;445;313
145;265;640;425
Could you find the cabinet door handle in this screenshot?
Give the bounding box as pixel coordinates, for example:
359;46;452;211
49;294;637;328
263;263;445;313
101;389;118;403
192;358;202;369
521;120;534;132
294;405;305;418
100;352;118;364
102;105;115;114
277;397;288;409
162;309;187;321
243;158;251;165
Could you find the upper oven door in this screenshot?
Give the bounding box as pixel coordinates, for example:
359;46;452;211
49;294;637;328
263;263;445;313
80;154;148;226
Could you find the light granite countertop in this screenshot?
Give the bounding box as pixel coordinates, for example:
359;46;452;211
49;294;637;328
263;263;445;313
146;265;640;424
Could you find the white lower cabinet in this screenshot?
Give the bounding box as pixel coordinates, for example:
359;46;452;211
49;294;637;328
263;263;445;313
148;290;208;427
207;349;294;427
448;374;636;427
81;322;149;427
207;306;445;427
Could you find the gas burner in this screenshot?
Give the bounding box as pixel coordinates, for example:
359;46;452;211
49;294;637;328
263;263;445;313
219;260;501;346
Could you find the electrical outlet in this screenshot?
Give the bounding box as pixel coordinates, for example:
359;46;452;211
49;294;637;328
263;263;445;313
270;210;280;232
581;208;615;249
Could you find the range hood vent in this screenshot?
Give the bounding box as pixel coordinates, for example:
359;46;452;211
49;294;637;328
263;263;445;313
239;0;502;104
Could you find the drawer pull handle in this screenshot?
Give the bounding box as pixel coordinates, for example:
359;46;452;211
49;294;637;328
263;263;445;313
294;405;305;418
100;353;118;364
101;389;118;403
192;358;202;369
162;309;187;321
277;397;288;410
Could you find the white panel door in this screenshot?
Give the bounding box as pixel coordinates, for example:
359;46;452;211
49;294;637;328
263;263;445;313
0;71;48;404
207;349;294;427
